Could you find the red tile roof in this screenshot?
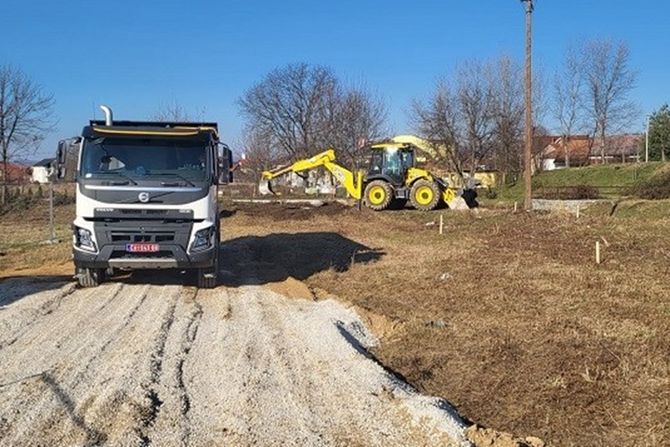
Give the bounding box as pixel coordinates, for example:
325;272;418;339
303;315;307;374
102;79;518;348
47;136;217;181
0;162;31;184
543;136;593;165
542;134;642;164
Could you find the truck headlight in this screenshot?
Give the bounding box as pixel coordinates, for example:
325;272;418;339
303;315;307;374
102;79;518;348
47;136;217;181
75;227;97;252
190;226;214;252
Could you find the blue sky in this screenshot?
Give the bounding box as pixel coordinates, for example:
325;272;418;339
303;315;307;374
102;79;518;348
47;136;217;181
1;0;668;160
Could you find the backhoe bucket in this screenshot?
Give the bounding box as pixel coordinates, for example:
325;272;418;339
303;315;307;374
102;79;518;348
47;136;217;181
258;179;275;196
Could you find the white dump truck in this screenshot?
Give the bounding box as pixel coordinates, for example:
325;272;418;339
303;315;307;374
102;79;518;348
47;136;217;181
55;106;232;288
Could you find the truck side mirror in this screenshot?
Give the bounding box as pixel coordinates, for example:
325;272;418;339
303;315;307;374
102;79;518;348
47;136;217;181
218;144;233;185
228;149;235;183
56;140;67;179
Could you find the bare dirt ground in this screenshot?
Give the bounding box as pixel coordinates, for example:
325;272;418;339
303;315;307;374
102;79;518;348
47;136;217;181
1;199;668;446
221;201;670;447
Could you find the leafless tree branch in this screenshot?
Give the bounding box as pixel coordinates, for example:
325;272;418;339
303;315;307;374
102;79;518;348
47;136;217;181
0;64;56;203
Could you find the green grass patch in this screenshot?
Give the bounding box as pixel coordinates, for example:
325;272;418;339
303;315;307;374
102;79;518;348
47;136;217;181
494;163;667;202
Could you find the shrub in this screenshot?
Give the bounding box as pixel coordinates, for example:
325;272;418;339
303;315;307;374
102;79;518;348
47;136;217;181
629;169;670;200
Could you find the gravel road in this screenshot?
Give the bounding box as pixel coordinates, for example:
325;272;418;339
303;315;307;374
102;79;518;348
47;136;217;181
0;275;469;446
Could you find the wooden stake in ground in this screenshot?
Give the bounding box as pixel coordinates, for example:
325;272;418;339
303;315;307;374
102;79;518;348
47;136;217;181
596;241;601;264
49;181;55;242
439;214;444;235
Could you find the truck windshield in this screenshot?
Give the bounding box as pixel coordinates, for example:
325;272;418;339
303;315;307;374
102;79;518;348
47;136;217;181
80;137;209;182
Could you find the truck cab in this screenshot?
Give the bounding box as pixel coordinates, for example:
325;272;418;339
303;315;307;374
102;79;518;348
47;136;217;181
57;106;232;288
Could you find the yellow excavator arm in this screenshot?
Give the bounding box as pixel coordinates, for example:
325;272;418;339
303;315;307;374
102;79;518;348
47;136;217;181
260;149;363;200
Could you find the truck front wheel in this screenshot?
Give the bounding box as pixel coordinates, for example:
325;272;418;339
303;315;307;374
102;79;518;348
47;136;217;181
196;230;220;289
76;267;104;288
196;255;218;289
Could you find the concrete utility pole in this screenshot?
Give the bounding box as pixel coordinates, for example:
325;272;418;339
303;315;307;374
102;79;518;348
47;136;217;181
521;0;534;210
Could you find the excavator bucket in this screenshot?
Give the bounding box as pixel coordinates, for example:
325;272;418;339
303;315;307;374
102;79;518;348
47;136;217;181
258;178;275;195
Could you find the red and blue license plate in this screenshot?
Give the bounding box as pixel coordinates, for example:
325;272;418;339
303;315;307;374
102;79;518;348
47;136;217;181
126;243;160;253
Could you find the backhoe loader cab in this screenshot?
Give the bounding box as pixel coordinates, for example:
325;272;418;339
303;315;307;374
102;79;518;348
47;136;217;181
362;142;450;211
366;144;415;185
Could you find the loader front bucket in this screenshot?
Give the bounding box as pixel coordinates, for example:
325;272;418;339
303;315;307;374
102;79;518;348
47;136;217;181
258;178;275;196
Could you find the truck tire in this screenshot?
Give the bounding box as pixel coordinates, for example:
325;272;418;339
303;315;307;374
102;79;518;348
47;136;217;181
76;267;103;288
364;180;393;211
196;230;220;289
410;179;441;211
196;256;218;289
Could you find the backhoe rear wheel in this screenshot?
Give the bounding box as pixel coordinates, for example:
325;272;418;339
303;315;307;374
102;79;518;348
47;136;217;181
364;180;393;211
410;179;441;211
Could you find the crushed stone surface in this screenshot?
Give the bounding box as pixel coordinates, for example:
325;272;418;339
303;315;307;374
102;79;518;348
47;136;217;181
0;277;470;446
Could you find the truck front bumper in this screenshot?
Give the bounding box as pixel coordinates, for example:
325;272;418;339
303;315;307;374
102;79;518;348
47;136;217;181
73;244;217;270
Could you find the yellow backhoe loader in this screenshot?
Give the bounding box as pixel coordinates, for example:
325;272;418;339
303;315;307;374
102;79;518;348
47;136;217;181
259;143;463;211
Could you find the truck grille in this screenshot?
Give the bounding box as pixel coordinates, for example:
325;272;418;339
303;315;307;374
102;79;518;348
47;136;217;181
110;231;176;243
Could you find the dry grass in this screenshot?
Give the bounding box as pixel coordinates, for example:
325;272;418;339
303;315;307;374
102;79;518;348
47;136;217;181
223;201;670;447
0;204;72;277
1;199;668;446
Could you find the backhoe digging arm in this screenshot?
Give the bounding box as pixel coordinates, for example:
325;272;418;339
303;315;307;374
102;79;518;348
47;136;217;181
260;149;362;200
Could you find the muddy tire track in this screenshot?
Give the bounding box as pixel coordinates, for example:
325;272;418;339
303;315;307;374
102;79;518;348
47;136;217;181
134;290;179;447
175;288;203;445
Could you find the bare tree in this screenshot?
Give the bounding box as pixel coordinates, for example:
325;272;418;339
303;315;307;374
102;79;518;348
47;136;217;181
581;39;637;164
457;60;496;174
237;128;281;183
0;65;56;204
239;63;388;174
152;100;203;122
413;59;499;177
490;56;524;173
331;86;387;169
238;63;340;159
411;80;463;173
553;46;584;168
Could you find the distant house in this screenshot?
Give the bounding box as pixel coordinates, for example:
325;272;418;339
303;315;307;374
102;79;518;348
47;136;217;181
541;136;592;170
31;158;55;184
0;162;31;185
590;134;642;164
540;134;642;171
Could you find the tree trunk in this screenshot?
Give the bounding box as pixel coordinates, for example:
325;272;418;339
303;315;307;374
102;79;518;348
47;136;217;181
1;161;7;205
600;128;606;165
470;147;476;177
563;137;570;168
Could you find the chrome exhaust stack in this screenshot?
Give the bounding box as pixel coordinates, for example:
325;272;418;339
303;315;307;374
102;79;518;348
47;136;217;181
100;105;113;126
